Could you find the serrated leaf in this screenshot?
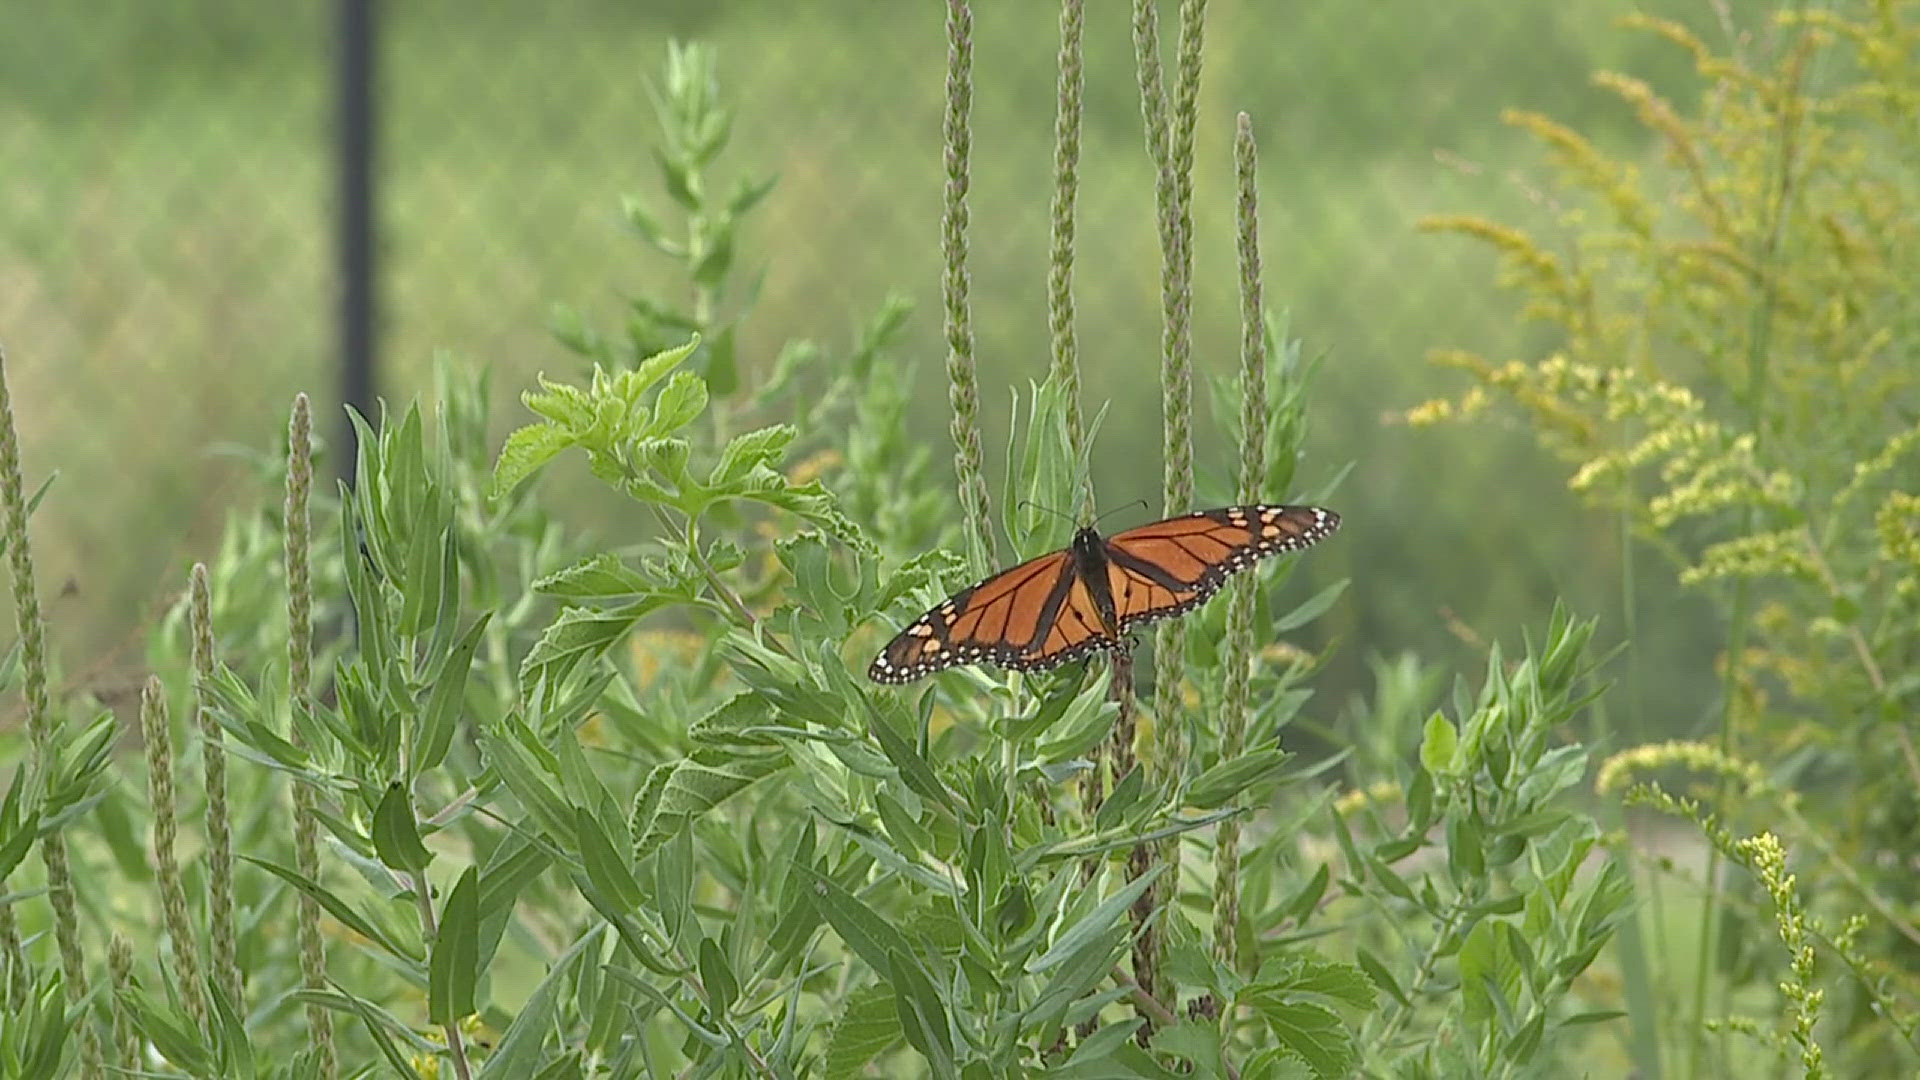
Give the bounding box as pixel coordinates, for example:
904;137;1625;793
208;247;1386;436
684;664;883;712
1281;957;1377;1010
649;370;709;436
490;423;574;500
1244;996;1354;1080
622;336;702;400
711;424;798;488
532;553;657;603
519;600;671;692
632;748;789;856
824;984;901;1080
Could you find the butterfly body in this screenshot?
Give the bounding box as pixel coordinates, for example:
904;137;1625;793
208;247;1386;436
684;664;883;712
868;505;1339;683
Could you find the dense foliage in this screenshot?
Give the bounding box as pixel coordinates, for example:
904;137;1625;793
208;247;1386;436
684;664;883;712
0;3;1916;1078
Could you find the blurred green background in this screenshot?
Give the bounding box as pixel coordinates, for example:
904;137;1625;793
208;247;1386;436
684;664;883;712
1;0;1730;727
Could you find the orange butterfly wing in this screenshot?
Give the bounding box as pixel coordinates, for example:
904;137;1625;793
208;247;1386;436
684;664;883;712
867;548;1122;683
1102;505;1339;632
868;505;1338;683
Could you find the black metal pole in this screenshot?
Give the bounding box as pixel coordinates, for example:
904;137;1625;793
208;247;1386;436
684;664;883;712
336;0;377;486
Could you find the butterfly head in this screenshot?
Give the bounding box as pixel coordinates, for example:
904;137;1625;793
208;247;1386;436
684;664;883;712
1070;525;1107;564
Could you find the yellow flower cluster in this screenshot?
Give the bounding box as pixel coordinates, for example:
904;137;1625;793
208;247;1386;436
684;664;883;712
1736;832;1829;1077
1594;739;1766;798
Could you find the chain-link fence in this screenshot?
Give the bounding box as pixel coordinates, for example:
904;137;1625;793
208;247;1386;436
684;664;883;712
3;0;1721;705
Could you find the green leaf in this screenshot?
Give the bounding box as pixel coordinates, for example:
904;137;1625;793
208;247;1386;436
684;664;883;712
476;928;599;1080
1419;711;1458;775
797;864;917;976
649;370;710;436
621;195;672;251
116;985;214;1074
1271;578;1348;632
1366;856;1418;903
823;984;900;1080
476;722;574;840
1280;957;1377;1010
204;977;255;1077
703;321;740;397
489;422;574;500
1355;948;1408;1009
398;519;449;639
1283;863;1329;924
890;949;955;1072
519;600;670;692
1459;918;1513;1023
310;987;434;1077
1184;747;1293;809
728;173;779;217
1560;1009;1628;1027
1095;767;1146;831
428;867;481;1024
533;553;659;603
632;747;789;857
370;782;433;872
698;937;739;1013
1505;1009;1546;1063
243;855;422;961
710;424;796;488
622;335;703;402
867;708;954;810
655;824;695;947
413;613;492;772
1244;995;1354;1080
0;784;40;883
477;832;552;920
575;805;644;912
1027;865;1165;974
1065;1019;1146;1066
1447;815;1486;882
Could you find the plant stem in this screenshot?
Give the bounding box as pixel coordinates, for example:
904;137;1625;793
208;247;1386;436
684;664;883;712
410;866;476;1080
0;346;100;1072
1368;901;1464;1054
1690;28;1807;1075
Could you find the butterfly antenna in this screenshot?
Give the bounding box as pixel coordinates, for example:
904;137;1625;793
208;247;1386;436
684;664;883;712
1017;499;1077;526
1092;498;1150;528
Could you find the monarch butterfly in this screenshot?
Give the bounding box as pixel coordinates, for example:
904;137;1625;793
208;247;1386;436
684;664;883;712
868;505;1340;683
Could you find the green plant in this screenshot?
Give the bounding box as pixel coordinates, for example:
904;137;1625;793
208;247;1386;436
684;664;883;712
0;14;1638;1078
1419;1;1920;1075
